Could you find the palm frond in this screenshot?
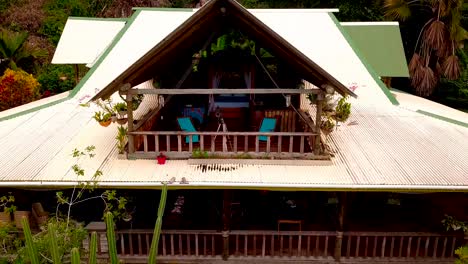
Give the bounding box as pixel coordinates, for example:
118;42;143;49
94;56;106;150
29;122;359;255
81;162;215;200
424;20;447;50
384;0;412;21
442;55;461;79
413;66;437;96
408;53;422;75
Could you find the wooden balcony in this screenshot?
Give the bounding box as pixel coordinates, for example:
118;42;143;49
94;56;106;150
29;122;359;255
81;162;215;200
88;229;464;263
128;131;327;161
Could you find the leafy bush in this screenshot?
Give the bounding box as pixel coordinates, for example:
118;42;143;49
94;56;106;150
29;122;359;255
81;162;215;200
0;68;40;111
14;218;87;263
455;246;468;264
37;64;75;95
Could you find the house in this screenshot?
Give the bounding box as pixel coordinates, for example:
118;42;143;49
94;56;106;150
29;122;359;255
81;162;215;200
1;0;468;262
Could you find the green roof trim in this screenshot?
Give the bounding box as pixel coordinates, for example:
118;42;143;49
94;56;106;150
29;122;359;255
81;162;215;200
131;7;193;11
0;97;69;122
416;110;468;128
328;14;400;106
68;16;128;22
342;23;409;78
0;10;142;122
68;10;141;98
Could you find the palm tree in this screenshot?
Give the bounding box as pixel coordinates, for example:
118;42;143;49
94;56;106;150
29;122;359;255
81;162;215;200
0;30;46;73
384;0;468;96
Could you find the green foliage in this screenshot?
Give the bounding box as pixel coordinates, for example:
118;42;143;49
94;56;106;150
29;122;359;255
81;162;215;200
335;96;351;122
442;214;468;232
0;29;46;73
116;125;127;154
148;184;168;264
89;232;97;264
37;64;75;94
192;148;209;159
22;218;39;264
0;68;41;111
0;224;22;263
48;223;62;264
70;248;80;264
102;190;130;222
40;0;92;45
105;212;119;264
0;193;16;213
27;218;86;263
93;111;112;122
455;246;468;264
113;102;127;113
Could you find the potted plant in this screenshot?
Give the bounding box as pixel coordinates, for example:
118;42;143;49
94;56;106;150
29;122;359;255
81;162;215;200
116;126;127;159
157;153;167;165
114;102;127;117
114;102;128;124
442;215;468;238
93;111;112;127
0;193;16;226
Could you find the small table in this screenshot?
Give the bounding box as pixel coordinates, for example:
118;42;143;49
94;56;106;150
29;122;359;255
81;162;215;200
277;219;303;231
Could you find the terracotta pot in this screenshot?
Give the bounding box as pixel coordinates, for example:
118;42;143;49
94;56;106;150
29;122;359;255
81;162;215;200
0;211;11;226
99;120;112;127
14;211;31;229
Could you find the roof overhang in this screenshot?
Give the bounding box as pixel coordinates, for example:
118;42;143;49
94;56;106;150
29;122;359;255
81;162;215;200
52;17;126;65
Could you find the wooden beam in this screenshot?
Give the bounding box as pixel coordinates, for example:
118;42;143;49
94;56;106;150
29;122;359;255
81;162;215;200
129;88;321;95
127;90;135;154
132;95;172;131
314;92;324;155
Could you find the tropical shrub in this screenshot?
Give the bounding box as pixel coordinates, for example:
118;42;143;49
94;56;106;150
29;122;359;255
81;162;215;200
37;64;75;95
0;68;40;111
455;246;468;264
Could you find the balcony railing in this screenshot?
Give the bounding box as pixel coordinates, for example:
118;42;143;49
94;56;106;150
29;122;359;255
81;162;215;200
88;229;464;263
128;131;325;160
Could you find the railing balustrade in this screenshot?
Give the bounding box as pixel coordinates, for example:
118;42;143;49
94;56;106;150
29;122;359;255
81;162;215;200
341;231;463;260
128;131;319;159
86;229;463;263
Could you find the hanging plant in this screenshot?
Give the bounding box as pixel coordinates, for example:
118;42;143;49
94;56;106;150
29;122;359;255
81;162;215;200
93;111;112;127
334;96;351;123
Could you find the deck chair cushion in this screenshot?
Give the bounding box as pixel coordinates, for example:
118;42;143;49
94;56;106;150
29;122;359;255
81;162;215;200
259;117;276;141
177;117;200;143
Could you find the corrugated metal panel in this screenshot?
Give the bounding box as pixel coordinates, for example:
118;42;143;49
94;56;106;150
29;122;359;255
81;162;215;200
341;22;409;77
75;11;193;99
52;18;126;64
0;9;467;189
252;11;391;105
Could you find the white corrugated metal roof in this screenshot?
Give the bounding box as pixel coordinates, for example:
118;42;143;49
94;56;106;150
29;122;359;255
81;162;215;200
0;96;467;190
0;8;467;190
52;18;126;64
73;9;391;106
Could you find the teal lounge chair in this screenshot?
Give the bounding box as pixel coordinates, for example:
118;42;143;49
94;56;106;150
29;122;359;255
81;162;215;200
259;117;277;141
177;117;200;144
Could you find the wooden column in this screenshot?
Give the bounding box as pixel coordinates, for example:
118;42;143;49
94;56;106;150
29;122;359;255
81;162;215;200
314;92;324;155
334;192;347;262
74;64;80;85
222;190;231;260
126;89;135;154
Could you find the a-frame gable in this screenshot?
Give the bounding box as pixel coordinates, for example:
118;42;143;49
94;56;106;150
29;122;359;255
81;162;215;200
92;0;356;100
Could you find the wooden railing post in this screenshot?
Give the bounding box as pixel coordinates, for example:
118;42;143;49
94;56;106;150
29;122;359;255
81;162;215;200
222;190;231;260
334;231;343;262
314;92;324;155
126;88;135;154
